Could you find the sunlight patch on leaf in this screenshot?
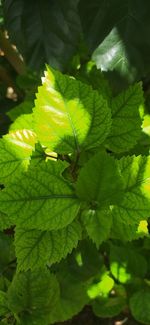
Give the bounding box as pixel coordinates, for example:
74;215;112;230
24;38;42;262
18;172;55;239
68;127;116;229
87;273;114;299
33;66;111;154
142;114;150;136
112;155;150;224
137;220;149;236
0;129;36;184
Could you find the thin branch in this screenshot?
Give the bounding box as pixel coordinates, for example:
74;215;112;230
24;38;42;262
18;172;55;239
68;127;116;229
0;30;26;75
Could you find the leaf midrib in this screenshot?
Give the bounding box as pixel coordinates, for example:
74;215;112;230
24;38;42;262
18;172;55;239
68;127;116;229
0;194;77;203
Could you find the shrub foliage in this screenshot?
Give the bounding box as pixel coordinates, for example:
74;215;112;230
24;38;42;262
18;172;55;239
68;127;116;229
0;1;150;324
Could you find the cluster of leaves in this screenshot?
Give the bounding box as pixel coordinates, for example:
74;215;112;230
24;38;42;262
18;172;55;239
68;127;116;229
0;1;150;325
0;64;150;324
3;0;150;88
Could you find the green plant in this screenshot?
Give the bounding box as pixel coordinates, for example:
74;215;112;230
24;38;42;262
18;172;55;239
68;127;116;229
0;64;149;324
1;1;150;325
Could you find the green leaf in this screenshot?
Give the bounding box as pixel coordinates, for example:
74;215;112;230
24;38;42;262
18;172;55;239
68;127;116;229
16;72;40;91
0;233;15;272
47;221;82;266
0;291;9;316
0;160;80;230
7;270;60;325
67;239;104;282
137;220;149;237
15;229;50;272
82;208;112;248
33;66;111;153
9;114;34;132
111;217;148;241
87;272;114;299
15;221;82;271
92;296;126;318
130;288;150;325
92;27;137;85
110;244;147;283
0;276;10;292
92;1;150;83
4;0;81;71
105;83;143;152
76;151;123;207
0;129;36;184
49;271;89;323
112;155;150;225
76;62;112;101
0;211;12;231
110;218;137;242
78;0;125;53
142;114;150;136
128;133;150;156
29;143;46;168
7;100;34;122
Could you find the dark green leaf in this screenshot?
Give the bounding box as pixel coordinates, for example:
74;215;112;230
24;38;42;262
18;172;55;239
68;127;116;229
92;1;150;83
7;101;34;122
92;295;126;318
76;151;124;207
7;270;60;325
105;83;143;152
4;0;81;71
130;288;150;325
0;291;9;316
49;268;89;323
110;244;147;283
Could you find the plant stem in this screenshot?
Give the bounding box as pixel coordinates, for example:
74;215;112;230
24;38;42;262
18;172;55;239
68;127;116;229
0;30;26;75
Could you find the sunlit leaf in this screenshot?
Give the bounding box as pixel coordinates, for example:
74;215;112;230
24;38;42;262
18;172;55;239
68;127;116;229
0;129;36;184
111;155;150;224
33;66;111;153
